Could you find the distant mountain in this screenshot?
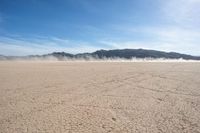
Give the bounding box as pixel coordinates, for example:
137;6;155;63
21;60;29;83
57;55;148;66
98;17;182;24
1;49;200;60
90;49;200;60
0;55;6;60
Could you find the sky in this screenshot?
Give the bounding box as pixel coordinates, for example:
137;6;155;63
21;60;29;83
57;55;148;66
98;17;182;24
0;0;200;56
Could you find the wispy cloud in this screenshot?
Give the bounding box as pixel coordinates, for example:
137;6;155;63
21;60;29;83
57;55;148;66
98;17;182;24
100;25;200;55
105;0;200;50
162;0;200;26
106;0;200;55
0;36;103;56
1;0;200;56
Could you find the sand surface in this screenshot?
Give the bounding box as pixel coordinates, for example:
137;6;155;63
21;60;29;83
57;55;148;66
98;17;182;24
0;61;200;133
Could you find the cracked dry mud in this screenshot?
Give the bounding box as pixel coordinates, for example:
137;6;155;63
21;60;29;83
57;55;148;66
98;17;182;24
0;61;200;133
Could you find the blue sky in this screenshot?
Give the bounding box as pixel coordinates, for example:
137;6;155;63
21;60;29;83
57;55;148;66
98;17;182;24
0;0;200;56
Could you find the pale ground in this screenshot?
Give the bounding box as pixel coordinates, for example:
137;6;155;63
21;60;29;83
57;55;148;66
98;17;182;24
0;61;200;133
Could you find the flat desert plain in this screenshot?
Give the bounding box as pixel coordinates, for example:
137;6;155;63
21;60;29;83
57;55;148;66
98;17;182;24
0;61;200;133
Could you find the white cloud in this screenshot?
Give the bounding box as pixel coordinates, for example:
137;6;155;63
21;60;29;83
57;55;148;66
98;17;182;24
162;0;200;26
1;0;200;56
99;25;200;55
0;36;102;56
107;0;200;56
99;38;200;56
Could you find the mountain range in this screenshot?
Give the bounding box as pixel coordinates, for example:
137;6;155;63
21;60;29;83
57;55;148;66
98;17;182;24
1;49;200;60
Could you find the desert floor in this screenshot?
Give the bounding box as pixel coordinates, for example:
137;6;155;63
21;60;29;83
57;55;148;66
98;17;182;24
0;61;200;133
